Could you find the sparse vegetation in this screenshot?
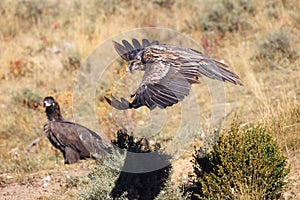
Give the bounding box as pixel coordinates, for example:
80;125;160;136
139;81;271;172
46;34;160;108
61;48;81;71
78;163;122;200
253;28;299;70
12;88;42;109
200;0;256;35
270;105;300;154
190;121;290;199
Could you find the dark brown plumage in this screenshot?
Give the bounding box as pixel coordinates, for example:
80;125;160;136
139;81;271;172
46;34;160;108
105;38;243;110
43;96;110;164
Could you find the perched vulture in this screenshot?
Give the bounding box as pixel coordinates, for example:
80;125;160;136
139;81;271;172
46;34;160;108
105;38;243;110
43;96;110;164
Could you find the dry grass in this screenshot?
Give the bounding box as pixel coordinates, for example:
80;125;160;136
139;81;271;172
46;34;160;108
0;0;299;199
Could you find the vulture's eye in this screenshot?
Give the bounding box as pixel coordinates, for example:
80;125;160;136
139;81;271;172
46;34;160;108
136;51;145;63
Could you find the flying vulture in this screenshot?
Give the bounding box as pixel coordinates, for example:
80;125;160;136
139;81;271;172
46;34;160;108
43;96;110;164
105;38;243;110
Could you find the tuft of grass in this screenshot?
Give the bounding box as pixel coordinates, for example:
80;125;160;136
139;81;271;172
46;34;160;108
154;179;191;200
7;154;46;174
269;105;300;154
153;0;175;8
61;48;81;71
9;59;32;78
252;28;299;70
190;120;290;199
12;88;42;110
0;145;58;174
200;0;255;36
14;0;59;23
65;175;90;190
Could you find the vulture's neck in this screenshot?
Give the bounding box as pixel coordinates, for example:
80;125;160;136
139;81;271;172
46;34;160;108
46;105;63;121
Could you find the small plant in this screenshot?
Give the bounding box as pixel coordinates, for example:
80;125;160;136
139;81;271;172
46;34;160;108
190;121;290;199
12;88;42;110
9;59;31;78
155;180;191;200
10;155;45;174
200;0;255;35
253;28;299;70
153;0;174;8
61;49;81;71
65;175;90;189
78;159;123;200
14;0;59;23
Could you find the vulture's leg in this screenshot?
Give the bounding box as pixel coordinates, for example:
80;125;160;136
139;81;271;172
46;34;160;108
64;147;80;164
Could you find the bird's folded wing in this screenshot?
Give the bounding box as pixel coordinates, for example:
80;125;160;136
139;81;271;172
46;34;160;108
49;122;91;157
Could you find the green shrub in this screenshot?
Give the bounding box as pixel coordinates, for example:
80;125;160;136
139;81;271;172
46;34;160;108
9;155;46;174
153;0;174;8
155;179;191;200
253;28;299;70
263;0;297;20
61;49;81;71
12;88;42;110
190;121;290;199
200;0;255;35
14;0;59;23
78;162;121;200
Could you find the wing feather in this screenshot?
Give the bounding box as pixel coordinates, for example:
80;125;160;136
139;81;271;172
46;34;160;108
142;39;150;47
122;40;134;51
143;45;243;85
113;38;160;62
128;62;192;109
112;40;131;61
132;38;142;49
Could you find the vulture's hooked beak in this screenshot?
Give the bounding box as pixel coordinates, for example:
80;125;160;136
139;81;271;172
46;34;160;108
44;101;53;107
126;66;131;72
126;62;134;73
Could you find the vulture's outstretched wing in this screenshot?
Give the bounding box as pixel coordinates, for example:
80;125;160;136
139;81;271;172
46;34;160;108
141;45;243;86
105;39;243;110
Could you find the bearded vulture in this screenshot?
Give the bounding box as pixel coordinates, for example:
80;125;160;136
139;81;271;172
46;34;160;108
43;96;110;164
105;38;243;110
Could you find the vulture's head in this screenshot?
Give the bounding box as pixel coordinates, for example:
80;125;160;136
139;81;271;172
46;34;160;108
127;51;145;72
43;96;56;108
43;96;63;121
